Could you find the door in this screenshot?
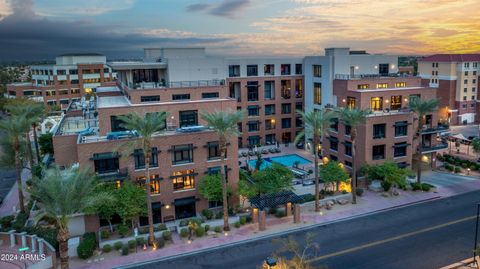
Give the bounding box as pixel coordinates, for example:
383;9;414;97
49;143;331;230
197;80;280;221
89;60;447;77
174;197;196;219
152;202;162;224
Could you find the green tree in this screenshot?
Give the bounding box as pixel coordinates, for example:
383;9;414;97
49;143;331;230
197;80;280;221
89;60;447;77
252;163;293;195
255;151;263;171
117;111;167;245
199;173;232;202
238;175;256;207
201;109;243;231
335;107;369;204
115;181;147;228
85;184;118;232
294;109;333;212
409;98;439;184
472;138;480;158
319;161;350;192
29;166;112;269
38;133;54;155
365;161;412;194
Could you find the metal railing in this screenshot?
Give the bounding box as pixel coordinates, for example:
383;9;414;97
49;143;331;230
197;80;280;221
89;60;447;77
420;143;448;153
334;73;415;80
120;79;225;90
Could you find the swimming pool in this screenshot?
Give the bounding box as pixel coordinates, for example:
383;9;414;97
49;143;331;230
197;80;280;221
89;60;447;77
248;154;312;170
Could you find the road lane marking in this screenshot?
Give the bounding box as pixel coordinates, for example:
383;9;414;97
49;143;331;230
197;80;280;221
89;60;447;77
307;215;477;263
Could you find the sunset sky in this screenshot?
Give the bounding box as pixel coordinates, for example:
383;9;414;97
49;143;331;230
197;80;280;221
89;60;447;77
0;0;479;60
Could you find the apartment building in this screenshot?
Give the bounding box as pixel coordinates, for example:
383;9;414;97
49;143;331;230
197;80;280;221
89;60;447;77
6;53;116;106
304;48;399;113
418;54;480;124
324;76;447;179
225;58;304;147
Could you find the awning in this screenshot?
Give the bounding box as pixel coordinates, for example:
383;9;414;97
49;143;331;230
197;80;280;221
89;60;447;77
393;142;408;148
394;121;409;127
90;152;119;160
174;196;196;206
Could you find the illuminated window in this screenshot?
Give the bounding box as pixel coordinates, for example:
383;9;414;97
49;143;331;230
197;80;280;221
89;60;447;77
370;97;383;111
172;170;195;190
395;82;406;88
357;84;369;89
346;96;356;109
314;82;321;105
313;65;322;77
70;89;80;94
390;95;402;110
376;83;388;89
136;175;161;194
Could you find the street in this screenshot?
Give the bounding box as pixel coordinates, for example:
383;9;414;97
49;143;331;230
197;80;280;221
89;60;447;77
124;190;480;269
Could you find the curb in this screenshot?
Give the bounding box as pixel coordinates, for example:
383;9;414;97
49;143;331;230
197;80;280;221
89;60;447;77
115;194;443;269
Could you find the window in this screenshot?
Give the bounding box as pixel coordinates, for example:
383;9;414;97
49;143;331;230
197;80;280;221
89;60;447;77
248;106;260;116
207;142;221;160
409;94;420;103
248;136;260;146
330;137;338;151
296;102;303;111
314;82;321;105
134;148;159;169
462;104;467;108
265;119;276;130
474;71;477;75
473;87;476;92
265;104;275;115
390;95;402;110
69;69;78;75
330;155;338;161
345;161;352;168
472;96;476;100
295;116;303;128
370;97;383;111
70;80;79;84
172;94;190;100
344;141;352;157
281;118;291;129
104;68;109;74
264;64;274;75
372;145;385;160
281;64;291;75
110;115;127;132
431;71;435;75
281;80;291;99
313;65;322;77
373;124;386;139
45;90;56;96
93;153;119;174
179;110;198;127
295;64;302;75
247;121;260;132
395;82;406;88
281;103;291;114
465;71;469;76
376;83;388;89
464;79;468;84
59;99;69;105
464;88;468;93
237;123;242;133
347;97;356;109
330;118;338;132
295;79;303;98
463;96;467;101
464;63;470;68
247;65;258;76
172;144;193;165
265;134;276;144
56;69;66;75
202;92;219;99
394;121;408;137
264;81;275;100
473;79;477;84
229;65;240;77
70;89;80;94
172;170;195;190
247;81;259;101
136;175;160;194
394;142;407;157
141;95;160;102
357;84;369;89
58;89;69;95
345;125;351;136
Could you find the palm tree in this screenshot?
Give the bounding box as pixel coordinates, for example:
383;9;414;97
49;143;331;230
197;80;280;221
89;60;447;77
294;109;333;212
409;98;439;184
117;111;167;245
29;166;111;269
0;115;30;213
201;109;243;231
335;107;369;204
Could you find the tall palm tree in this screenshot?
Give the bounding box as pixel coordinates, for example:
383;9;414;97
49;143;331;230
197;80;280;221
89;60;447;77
117;111;167;245
201;109;243;231
294;109;333;212
29;166;111;269
335;107;369;204
0;115;30;213
409;98;439;184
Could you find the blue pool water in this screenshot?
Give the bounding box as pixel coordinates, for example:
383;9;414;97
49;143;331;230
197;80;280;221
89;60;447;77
248;154;312;170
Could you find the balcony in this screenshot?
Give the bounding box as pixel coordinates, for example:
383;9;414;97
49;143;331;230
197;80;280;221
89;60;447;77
334;73;414;80
420;125;449;135
420;143;448;153
120;79;225;90
97;168;128;181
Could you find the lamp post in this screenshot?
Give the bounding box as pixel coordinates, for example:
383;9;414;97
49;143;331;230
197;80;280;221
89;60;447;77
473;204;480;265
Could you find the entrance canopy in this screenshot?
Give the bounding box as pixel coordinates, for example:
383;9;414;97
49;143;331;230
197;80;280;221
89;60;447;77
249;191;303;210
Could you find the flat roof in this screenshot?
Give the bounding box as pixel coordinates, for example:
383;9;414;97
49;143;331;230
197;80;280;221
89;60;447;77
108;61;167;70
96;86;121;93
97;96;130;108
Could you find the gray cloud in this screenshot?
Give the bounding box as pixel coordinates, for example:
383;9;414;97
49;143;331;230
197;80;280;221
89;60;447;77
0;0;229;61
186;0;250;18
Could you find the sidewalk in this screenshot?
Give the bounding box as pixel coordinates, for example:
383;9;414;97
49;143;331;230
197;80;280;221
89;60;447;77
0;168;30;217
71;174;480;269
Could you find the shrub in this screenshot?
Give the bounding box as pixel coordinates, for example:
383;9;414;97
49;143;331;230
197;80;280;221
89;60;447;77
301;194;315;203
118;224;130;238
136;237;145;246
215;211;223;219
239;216;247;225
0;215;15;230
444;163;453;171
102;244;112;253
204;225;210;232
121;245;129;256
454;167;462;173
234;222;241;228
195;227;205;237
162;230;172;241
13;213;28;231
381;181;392;192
100;230;110;240
154;223;167;232
155;237;165;248
356;188;364;197
421;183;433;192
113;241;123;250
202;209;214;220
341;190;348;194
23;227;58;250
180;228;189;238
411;182;422;191
179;220;188;227
138;227;149;234
228;207;235;216
214;226;222;233
275;211;285;218
461;162;469;168
128;240;136;249
77;233;97;259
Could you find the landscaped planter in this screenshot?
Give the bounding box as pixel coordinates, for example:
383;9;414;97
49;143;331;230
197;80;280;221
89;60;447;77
99;230;166;248
301;193;353;207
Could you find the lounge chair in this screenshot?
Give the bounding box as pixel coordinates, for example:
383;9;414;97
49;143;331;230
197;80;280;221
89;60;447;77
261;149;269;154
269;148;276;153
275;148;281;153
241;152;248;157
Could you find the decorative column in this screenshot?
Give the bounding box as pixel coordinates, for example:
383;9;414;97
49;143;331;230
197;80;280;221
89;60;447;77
8;230;15;248
258;210;266;231
252;208;259;223
285;202;292;217
31;235;37;253
20;232;27;248
38;239;44;255
293;204;301;224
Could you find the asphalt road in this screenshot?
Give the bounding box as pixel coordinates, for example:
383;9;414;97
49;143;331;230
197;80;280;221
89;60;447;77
125;190;480;269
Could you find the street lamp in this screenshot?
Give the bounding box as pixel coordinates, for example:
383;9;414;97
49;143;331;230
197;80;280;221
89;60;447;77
468;168;471;175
